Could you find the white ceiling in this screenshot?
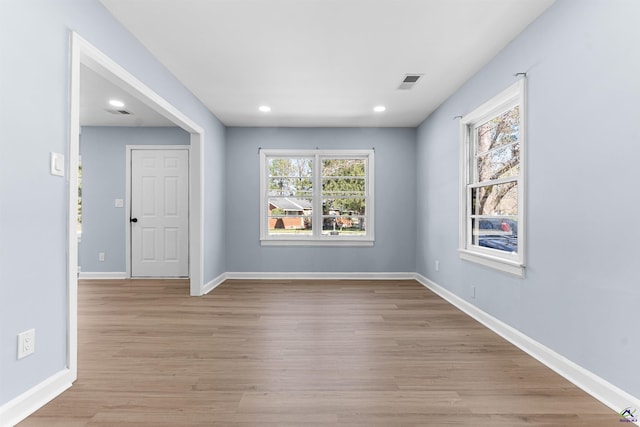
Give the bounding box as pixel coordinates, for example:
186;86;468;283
99;0;555;128
80;64;176;126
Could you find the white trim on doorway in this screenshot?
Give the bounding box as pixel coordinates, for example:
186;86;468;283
54;31;207;424
70;34;205;299
69;27;207;363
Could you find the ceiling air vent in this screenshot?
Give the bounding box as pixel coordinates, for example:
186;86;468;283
105;109;133;115
397;74;423;90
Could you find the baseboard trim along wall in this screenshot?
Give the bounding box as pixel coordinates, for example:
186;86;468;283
78;272;127;280
224;271;416;282
414;274;640;425
202;272;228;295
0;369;73;427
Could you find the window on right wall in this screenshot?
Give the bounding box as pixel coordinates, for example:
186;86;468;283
459;79;526;277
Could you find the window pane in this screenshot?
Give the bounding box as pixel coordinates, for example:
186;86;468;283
268;177;312;197
322;198;366;216
471;217;518;254
472;182;517;216
322;159;365;176
267;197;312;235
476;106;520;155
322;177;365;197
322;198;366;236
269;157;313;177
268;157;313;197
476;142;520;182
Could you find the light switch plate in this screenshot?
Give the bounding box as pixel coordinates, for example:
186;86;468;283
50;152;64;177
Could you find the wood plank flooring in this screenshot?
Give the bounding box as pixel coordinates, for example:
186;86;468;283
19;279;619;426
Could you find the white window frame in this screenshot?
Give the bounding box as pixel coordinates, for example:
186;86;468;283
458;80;526;276
260;149;374;246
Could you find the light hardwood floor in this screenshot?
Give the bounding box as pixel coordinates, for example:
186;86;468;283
20;279;619;426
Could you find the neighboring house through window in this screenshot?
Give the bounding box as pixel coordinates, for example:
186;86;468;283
459;80;526;276
260;149;374;246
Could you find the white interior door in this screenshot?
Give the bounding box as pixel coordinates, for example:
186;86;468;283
131;149;189;277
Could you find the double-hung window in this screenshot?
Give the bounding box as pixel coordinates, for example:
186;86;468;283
459;80;525;276
260;149;374;246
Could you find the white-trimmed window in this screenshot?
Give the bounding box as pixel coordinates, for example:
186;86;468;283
260;149;374;246
459;80;526;276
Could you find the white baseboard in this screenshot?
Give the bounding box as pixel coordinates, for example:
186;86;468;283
202;272;228;295
414;273;640;424
0;369;73;427
203;272;414;295
78;271;127;280
224;271;416;281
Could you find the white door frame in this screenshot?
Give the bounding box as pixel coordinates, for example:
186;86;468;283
125;145;191;278
68;32;206;381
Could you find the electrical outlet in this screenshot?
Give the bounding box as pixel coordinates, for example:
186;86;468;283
18;329;35;359
435;260;440;271
98;252;105;262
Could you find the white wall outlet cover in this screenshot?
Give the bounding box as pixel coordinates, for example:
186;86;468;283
50;152;64;177
18;329;35;359
115;199;124;208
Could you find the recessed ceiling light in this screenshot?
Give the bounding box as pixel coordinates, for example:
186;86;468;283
259;105;271;113
109;99;125;108
373;105;386;113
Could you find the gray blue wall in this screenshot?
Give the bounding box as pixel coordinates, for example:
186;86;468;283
416;0;640;398
79;126;189;273
226;127;417;273
0;0;226;406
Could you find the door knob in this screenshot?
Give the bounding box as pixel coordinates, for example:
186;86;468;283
130;217;138;223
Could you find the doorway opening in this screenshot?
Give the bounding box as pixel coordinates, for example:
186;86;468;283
68;31;206;381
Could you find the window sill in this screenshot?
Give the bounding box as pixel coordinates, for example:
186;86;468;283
261;239;374;247
459;249;525;277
